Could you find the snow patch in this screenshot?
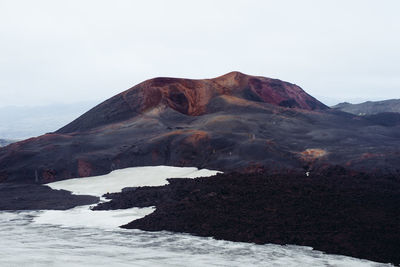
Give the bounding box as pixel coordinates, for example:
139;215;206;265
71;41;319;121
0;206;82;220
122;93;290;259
33;166;220;229
47;166;220;197
34;205;155;229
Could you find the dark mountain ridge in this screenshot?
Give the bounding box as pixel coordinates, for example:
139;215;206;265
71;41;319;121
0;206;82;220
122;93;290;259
332;99;400;115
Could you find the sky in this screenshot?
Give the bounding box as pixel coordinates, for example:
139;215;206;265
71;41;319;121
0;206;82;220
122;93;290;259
0;0;399;107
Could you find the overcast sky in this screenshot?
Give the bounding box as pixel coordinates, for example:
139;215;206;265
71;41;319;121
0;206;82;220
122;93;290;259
0;0;399;107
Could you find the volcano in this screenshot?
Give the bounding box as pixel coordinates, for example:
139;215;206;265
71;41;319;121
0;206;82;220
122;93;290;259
1;71;399;183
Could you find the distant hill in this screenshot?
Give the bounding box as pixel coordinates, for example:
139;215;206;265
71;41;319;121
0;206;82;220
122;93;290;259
0;139;16;147
0;101;98;139
332;99;400;115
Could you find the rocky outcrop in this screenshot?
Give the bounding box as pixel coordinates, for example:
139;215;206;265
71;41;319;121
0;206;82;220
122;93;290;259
0;183;99;210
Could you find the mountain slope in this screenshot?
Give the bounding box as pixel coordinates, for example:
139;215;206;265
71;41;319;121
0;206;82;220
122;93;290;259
0;72;399;184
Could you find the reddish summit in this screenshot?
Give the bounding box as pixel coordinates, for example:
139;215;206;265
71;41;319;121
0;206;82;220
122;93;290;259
58;72;327;133
211;71;326;110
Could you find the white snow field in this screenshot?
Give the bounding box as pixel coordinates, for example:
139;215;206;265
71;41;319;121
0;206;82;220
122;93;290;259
47;166;220;197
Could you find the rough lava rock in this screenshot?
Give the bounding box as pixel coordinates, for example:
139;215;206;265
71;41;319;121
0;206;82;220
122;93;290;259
0;183;99;210
94;168;400;265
